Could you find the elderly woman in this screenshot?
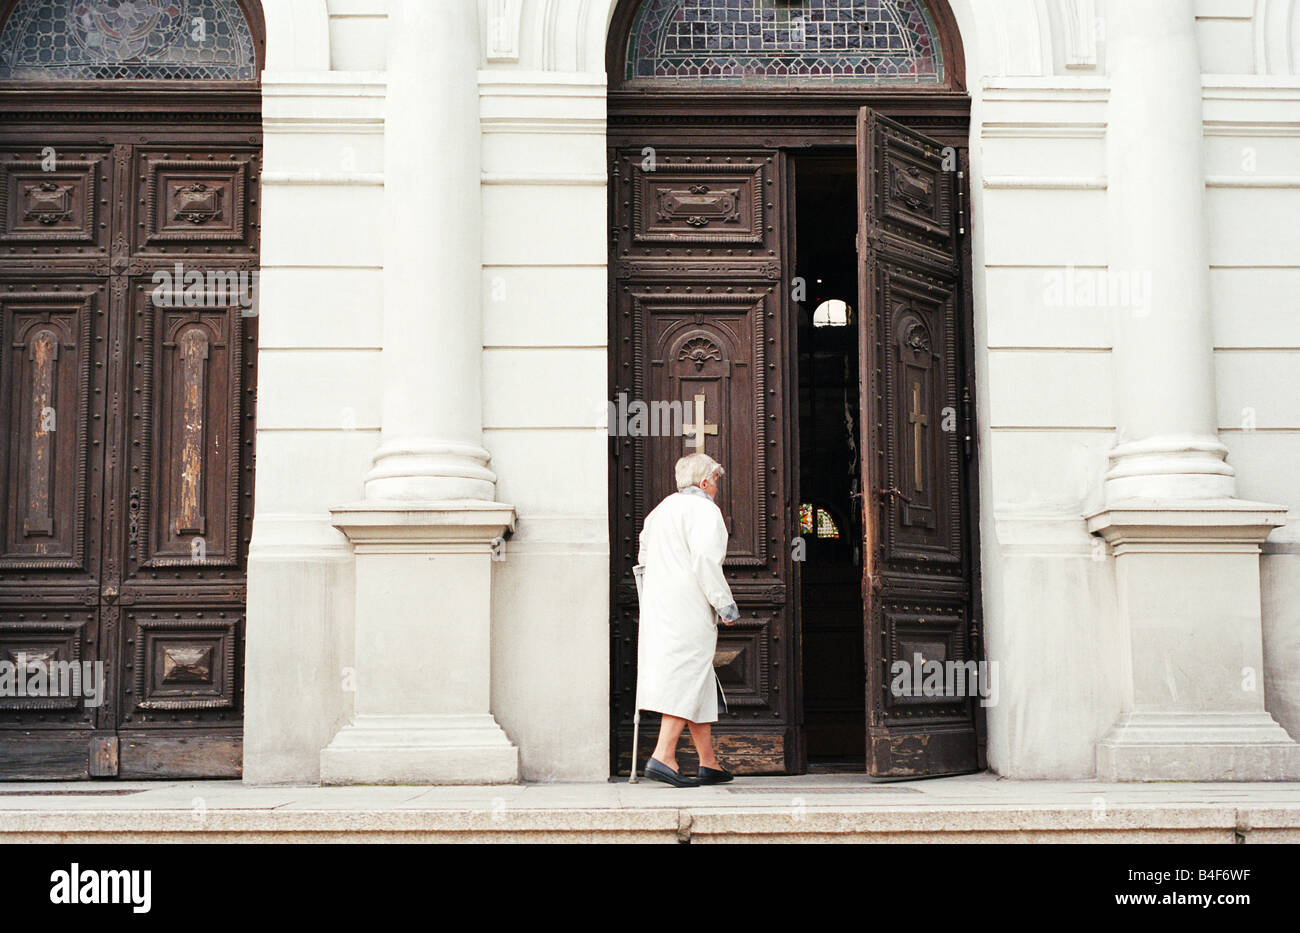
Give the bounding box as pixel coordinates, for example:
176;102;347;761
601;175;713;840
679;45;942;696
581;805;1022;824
636;452;740;787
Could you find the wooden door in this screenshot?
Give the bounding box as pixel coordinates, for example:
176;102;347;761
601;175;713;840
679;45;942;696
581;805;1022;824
610;148;798;774
0;130;258;779
857;107;983;777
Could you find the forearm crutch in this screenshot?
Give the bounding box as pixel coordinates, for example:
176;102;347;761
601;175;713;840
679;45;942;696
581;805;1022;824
629;564;646;784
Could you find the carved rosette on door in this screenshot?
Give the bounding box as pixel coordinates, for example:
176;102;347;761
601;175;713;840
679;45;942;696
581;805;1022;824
611;150;796;774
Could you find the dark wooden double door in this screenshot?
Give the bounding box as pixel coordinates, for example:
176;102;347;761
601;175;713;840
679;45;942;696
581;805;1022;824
610;105;985;777
0;117;258;778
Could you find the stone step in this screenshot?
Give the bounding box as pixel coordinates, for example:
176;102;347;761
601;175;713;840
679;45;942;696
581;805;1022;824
3;804;1298;843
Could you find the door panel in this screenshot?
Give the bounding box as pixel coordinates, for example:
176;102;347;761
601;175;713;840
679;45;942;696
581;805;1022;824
858;108;981;777
0;285;102;570
0;149;113;267
0;132;255;779
128;285;247;569
113;275;250;776
0;277;107;778
132;148;260;257
611;149;797;774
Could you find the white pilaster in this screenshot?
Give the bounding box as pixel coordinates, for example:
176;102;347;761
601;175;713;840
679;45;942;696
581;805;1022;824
1089;1;1298;780
244;64;386;784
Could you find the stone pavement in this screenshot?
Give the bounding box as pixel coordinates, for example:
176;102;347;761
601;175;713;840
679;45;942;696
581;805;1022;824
2;772;1299;842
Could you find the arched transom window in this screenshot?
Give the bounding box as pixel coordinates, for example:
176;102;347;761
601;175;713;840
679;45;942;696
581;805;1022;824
0;0;256;81
626;0;944;87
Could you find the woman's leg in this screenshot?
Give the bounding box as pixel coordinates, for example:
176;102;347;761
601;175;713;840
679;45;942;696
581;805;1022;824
687;721;721;770
651;713;687;770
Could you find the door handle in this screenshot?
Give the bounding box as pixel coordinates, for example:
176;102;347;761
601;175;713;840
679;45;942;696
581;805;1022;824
877;486;912;504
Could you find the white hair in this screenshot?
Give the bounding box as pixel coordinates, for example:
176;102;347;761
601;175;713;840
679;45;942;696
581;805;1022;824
675;452;724;491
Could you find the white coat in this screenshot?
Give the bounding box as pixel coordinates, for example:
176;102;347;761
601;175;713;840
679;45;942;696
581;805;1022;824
635;487;738;723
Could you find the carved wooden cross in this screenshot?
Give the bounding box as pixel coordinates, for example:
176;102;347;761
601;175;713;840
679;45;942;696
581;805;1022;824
682;393;718;451
909;381;928;492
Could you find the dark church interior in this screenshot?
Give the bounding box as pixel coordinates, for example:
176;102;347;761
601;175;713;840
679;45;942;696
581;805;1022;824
792;153;867;768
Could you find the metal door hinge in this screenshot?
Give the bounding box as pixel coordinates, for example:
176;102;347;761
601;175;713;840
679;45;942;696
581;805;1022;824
962;384;974;461
956;171;966;236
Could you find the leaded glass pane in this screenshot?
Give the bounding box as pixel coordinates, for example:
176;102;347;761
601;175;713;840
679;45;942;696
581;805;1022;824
816;509;840;539
626;0;943;87
0;0;256;81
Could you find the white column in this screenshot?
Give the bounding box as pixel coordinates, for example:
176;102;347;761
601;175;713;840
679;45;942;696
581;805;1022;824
321;0;518;784
365;0;495;501
1102;0;1230;501
1087;1;1298;780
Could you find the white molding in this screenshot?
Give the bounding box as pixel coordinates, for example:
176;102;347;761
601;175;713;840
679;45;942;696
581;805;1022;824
982;77;1110;95
1202;75;1300;92
478;70;607;91
983;175;1107;189
1202;77;1300;135
481;172;606;186
1205;123;1300;135
979;79;1109;137
263;172;385;186
262;118;385;135
481;118;606;134
262;71;388;92
981;122;1106;138
1206;174;1300;186
262;73;387;135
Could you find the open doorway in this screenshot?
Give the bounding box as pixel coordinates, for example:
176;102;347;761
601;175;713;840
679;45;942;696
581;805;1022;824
607;0;983;777
792;153;866;771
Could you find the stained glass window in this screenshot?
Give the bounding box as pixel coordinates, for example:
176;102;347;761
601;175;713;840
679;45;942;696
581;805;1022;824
816;508;840;539
800;503;842;538
0;0;256;81
626;0;943;87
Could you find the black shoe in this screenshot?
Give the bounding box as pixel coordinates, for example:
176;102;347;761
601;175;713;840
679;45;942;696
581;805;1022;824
644;757;700;788
698;765;733;785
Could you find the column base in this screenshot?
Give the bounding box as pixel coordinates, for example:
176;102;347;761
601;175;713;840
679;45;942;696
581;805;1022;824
1102;435;1236;501
1097;712;1300;781
363;441;498;502
320;714;519;785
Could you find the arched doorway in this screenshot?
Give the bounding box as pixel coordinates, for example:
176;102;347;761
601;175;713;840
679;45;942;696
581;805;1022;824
607;0;985;777
0;0;264;779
